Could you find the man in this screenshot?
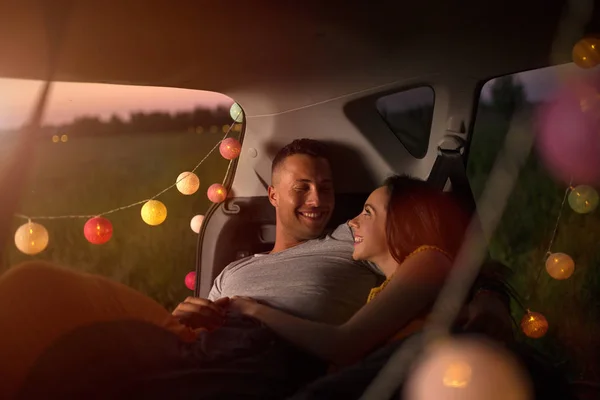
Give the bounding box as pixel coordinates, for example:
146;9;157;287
169;139;513;397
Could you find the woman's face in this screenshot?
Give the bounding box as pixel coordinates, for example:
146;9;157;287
349;186;390;263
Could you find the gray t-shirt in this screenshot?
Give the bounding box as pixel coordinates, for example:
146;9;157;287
208;223;383;325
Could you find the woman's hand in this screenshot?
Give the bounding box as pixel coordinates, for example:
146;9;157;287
229;296;261;317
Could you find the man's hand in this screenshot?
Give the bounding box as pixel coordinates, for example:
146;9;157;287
172;296;230;331
457;291;515;345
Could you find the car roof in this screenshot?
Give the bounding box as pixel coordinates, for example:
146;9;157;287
0;0;578;195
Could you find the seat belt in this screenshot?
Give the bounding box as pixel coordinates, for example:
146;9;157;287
428;135;514;308
427;135;477;215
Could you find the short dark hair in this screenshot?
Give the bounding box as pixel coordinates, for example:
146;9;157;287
271;138;330;181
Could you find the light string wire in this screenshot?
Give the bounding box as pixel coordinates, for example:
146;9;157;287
13;113;241;222
360;0;593;397
532;178;574;290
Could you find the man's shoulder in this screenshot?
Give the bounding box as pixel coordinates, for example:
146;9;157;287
320;222;353;243
220;254;262;275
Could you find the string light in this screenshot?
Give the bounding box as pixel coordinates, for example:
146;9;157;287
219;138;241;160
14;220;49;255
572;36;600;68
545;252;575;280
207;183;227;203
141;200;167;226
521;310;549;339
568;184;599;214
230;103;244;123
83;216;113;245
176;171;200;195
190;215;205;234
185;271;196;290
13;122;238;254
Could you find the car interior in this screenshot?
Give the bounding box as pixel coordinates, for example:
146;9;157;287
1;0;599;397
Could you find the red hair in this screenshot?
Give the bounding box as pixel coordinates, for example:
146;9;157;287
384;175;470;265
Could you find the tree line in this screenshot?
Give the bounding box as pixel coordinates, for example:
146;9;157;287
1;104;236;138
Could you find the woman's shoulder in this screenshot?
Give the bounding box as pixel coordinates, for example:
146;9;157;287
405;245;452;263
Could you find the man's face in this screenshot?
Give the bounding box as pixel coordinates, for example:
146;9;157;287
269;154;335;241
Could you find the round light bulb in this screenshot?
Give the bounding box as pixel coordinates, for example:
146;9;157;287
572;36;600;69
83;216;113;245
190;214;205;234
521;311;549;339
219;138;242;160
568;185;599;214
176;171;200;195
185;271;196;290
230;103;244;123
207;184;227;203
15;221;49;255
545;252;574;280
141;200;167;226
405;337;533;400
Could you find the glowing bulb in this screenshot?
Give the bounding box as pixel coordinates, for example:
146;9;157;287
195;126;204;134
60;134;68;143
176;172;200;195
568;185;599;214
15;221;49;255
83;216;113;245
222;125;230;133
572;36;600;68
190;214;205;233
219;138;242;160
521;311;549;339
405;337;532;400
52;135;59;143
207;183;227;203
210;125;218;134
442;361;472;388
141;200;167;226
185;271;196;290
230;103;244;123
545;252;575;280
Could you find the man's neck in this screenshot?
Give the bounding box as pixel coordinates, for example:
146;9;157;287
270;235;306;254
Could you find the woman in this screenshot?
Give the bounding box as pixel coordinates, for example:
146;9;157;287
228;175;470;367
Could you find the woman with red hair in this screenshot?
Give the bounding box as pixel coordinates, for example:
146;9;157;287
230;175;470;366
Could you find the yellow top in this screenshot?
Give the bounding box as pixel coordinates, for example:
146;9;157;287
366;245;452;342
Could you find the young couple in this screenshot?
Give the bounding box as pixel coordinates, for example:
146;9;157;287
0;138;513;398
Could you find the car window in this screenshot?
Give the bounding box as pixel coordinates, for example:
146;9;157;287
375;86;434;159
0;77;240;310
467;63;600;381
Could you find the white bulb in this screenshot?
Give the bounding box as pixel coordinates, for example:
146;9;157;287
176;172;200;195
190;215;205;234
15;221;49;255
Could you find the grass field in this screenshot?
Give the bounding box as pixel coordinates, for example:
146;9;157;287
1;129;231;310
468;106;600;380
